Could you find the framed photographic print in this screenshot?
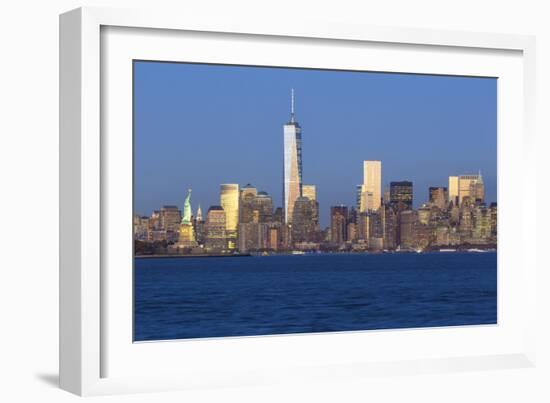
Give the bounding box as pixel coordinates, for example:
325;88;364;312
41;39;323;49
60;7;537;396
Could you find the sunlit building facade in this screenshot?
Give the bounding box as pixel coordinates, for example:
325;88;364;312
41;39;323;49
220;183;239;249
360;161;381;212
448;176;459;205
302;184;316;201
456;173;484;205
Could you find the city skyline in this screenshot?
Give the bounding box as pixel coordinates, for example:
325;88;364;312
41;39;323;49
134;61;497;228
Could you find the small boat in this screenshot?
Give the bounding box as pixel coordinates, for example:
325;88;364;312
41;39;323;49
439;248;456;252
291;250;305;255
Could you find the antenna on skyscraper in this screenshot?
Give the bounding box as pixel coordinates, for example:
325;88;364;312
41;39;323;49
291;88;295;123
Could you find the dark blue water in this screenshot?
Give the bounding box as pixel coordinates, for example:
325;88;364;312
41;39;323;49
134;253;497;341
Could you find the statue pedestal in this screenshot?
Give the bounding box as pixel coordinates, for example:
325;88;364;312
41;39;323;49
177;223;198;248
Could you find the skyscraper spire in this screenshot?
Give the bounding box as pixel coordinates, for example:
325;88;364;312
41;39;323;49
290;88;295;123
196;204;203;222
283;88;303;224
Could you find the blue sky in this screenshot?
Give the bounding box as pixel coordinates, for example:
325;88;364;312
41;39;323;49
134;61;497;228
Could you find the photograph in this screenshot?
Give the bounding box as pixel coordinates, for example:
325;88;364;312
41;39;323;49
132;61;497;341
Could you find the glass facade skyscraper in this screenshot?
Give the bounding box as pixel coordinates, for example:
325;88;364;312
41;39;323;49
360;161;382;212
220;183;239;249
283;89;303;224
390;181;413;210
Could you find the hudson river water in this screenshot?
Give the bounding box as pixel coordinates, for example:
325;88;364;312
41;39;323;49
134;252;497;341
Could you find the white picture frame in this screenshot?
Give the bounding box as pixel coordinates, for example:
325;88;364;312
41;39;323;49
59;6;537;396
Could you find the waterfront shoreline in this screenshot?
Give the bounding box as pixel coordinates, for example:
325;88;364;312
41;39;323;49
135;248;496;259
135;253;252;259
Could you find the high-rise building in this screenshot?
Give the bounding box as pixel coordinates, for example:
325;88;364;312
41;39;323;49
472;205;491;241
133;215;149;241
469;172;485;203
356;184;363;210
205;206;227;252
253;191;273;223
399;210;418;249
390;181;413;211
429;187;448;210
357;211;383;248
417;205;432;225
291;196;319;243
347;222;357;243
302;184;316;201
147;210;165;241
383;188;391;205
448;176;459;206
490;202;497;237
195;204;203;222
237;222;270;252
194;204;206;245
360;161;381;212
273;207;284;224
458;202;474;239
330;205;348;245
283;89;303;224
268;227;279;251
239;184;258;224
220;184;239;249
160;205;182;242
381;205;397;249
453;173;484;205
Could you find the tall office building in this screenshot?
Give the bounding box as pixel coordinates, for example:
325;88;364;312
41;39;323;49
302;184;316;201
356;184;363;210
468;172;485;203
390;181;413;210
448;176;459;205
490;202;498;237
205;206;227;252
160;205;182;242
253;191;274;223
283;89;303;224
291;196;319;243
429;186;448;210
399;210;418;249
330;205;348;245
220;184;239;249
133;215;149;241
195;205;203;222
360;161;381;212
381;205;397;249
451;173;484;205
239;184;258;224
194;204;206;245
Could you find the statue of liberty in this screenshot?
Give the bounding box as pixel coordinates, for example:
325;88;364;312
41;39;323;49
181;188;193;225
177;188;197;248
